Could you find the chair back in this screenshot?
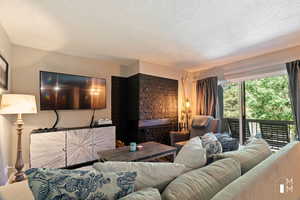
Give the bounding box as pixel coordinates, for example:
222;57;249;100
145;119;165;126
190;118;219;138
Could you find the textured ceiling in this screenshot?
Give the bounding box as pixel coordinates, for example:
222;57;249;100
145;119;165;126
1;0;300;71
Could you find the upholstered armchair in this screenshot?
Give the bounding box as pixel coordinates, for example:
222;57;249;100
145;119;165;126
170;116;219;148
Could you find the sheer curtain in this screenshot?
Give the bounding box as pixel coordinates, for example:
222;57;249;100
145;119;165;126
286;60;300;139
196;77;218;117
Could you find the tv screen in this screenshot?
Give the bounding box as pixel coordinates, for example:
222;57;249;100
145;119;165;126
40;71;106;110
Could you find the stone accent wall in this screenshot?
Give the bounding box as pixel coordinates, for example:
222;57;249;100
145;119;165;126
126;73;178;144
139;74;178;122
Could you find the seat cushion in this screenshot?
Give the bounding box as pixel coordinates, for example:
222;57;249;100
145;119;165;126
93;161;186;192
174;137;207;172
213;138;272;174
162;158;241;200
25;168;137;200
119;188;161;200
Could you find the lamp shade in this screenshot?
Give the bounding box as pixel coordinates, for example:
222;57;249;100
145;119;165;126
0;94;37;114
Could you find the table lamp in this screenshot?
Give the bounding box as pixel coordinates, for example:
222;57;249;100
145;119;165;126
0;94;37;182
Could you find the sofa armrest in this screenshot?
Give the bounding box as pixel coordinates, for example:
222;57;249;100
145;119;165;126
211;141;300;200
0;181;34;200
169;131;190;146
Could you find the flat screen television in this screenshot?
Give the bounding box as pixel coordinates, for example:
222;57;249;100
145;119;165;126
40;71;106;110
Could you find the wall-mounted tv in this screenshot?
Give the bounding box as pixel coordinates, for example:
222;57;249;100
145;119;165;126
40;71;106;110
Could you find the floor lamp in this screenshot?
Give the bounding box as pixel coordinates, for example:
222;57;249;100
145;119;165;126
0;94;37;182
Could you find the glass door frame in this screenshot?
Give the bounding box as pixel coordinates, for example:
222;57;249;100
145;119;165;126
239;81;246;144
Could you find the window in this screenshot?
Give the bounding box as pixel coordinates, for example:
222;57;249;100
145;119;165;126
223;82;240;119
245;75;292;121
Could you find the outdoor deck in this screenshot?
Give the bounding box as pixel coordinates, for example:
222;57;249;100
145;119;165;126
224;118;296;149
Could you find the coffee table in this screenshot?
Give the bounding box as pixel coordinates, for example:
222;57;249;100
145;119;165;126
98;141;177;162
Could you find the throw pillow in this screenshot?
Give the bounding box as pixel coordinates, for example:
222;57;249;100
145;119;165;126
174;136;207;172
212;138;272;174
215;133;239;152
25;168;137;200
201;133;223;157
162;158;241;200
119;188;161;200
93;162;186;192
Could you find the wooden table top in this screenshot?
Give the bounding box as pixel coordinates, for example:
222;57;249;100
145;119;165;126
98;141;177;162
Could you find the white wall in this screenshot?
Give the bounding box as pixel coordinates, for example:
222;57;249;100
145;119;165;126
139;61;183;80
120;61;139;77
0;24;12;185
7;46;186;172
10;45;123;166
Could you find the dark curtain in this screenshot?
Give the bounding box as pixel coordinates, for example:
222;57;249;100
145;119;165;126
196;77;218;117
286;60;300;139
216;85;224;119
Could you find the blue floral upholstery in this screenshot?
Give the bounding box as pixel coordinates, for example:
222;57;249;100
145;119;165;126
25;168;137;200
201;133;223;157
215;133;239;152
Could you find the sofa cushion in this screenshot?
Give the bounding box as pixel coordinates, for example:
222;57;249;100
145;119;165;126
119;188;161;200
213;138;272;174
25;168;136;200
174;136;207;172
0;181;34;200
93;161;185;192
162;158;241;200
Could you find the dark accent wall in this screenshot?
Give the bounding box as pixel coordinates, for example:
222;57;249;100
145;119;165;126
128;73;178;144
139;74;178;122
111;76;129;142
127;74;140;121
112;73;178;144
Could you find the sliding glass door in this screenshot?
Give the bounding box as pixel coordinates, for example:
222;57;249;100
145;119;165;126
223;82;244;143
223;74;295;148
245;75;294;149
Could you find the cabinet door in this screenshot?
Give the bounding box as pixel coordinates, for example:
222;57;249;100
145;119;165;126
93;126;116;160
67;129;93;166
30;131;66;168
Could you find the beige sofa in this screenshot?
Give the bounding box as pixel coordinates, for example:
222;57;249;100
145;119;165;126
0;141;299;200
211;141;300;200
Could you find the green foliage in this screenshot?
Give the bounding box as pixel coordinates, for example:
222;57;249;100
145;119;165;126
246;75;292;121
223;75;293;121
223;83;240;118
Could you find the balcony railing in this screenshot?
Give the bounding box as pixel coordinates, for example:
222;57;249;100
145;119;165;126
224;118;296;150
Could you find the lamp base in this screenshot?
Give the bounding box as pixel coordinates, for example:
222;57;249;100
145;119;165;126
14;171;25;182
13;114;25;183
